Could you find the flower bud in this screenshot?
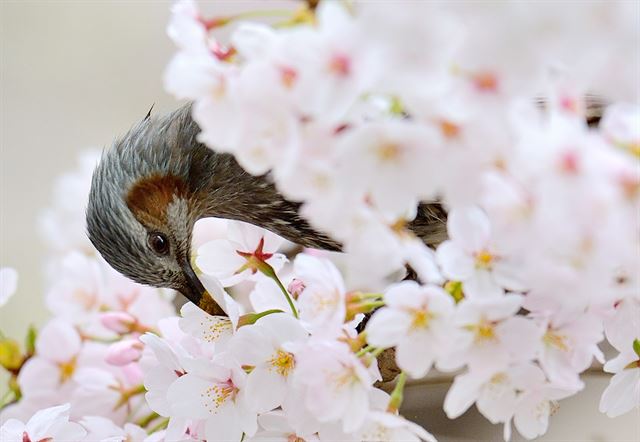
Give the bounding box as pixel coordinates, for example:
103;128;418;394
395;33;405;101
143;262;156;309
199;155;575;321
106;339;143;366
287;279;306;299
100;311;136;334
0;337;23;372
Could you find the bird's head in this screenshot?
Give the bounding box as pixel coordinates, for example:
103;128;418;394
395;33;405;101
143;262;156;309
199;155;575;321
86;106;224;315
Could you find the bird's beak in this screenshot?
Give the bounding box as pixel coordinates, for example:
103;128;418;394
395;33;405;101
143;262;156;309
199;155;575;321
179;259;227;317
180;259;206;304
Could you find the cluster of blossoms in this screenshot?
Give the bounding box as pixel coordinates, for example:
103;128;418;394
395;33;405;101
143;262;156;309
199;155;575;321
1;151;178;440
1;0;639;441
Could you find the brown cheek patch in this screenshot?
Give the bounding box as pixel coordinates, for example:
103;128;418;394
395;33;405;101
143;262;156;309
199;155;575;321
126;174;188;226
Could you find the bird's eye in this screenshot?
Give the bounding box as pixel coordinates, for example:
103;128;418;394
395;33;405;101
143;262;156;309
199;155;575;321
147;232;170;256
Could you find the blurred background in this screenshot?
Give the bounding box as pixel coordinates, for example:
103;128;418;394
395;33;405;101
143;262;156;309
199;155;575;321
0;1;637;440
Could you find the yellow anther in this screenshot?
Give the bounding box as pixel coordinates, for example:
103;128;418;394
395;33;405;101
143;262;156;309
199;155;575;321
410;309;434;330
268;349;295;377
59;357;77;383
475;250;494;269
376;143;401;162
543;331;569;351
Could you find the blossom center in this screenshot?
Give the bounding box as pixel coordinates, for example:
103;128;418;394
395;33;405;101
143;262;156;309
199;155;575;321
328;53;351;76
280;66;297;88
268;349;295;377
467;318;497;342
362;424;390;441
376;143;402;162
472;71;499;92
236;237;274;274
312;291;339;311
410;308;434;330
489;372;507;385
543;330;568;351
58;357;77;383
474;250;494;269
331;365;358;390
559;150;580;174
72;289;97;310
201;317;233;343
203;380;238;414
438;119;461;139
22;433;53;442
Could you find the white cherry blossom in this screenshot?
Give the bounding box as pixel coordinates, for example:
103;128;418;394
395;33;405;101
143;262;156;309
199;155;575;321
0;404;86;442
230;313;308;413
293;254;347;336
196;221;286;287
365;281;455;378
437;207;526;299
509;382;576;441
249;410;319;442
438;295;542;373
292;339;375;433
536;312;604;389
167;354;257;441
599;338;640;418
445;362;543;425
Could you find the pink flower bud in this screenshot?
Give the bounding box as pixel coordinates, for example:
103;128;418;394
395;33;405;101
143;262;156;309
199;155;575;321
287;279;306;299
100;311;136;334
121;361;144;385
106;339;143;366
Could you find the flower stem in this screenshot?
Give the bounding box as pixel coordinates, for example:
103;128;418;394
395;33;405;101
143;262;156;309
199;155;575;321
136;411;160;428
237;309;284;328
258;262;299;319
147;417;170;434
233;9;293;20
387;372;407;413
0;389;14;408
359;292;384;300
356;345;374;357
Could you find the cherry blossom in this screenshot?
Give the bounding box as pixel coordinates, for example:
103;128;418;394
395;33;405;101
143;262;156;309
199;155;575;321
0;403;86;442
196;221;286;287
248;410;319;442
18;319;88;399
444;362;543;424
166;354;258;442
509;382;576;441
293;254;348;336
536;313;604;389
292;339;375;432
230;313;307;413
80;416;149;442
438;295;542;374
436;207;526;299
599;299;640;417
599;338;640;418
365;281;455;378
2;1;640;440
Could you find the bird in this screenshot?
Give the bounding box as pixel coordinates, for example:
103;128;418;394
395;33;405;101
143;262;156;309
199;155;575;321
86;104;448;316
